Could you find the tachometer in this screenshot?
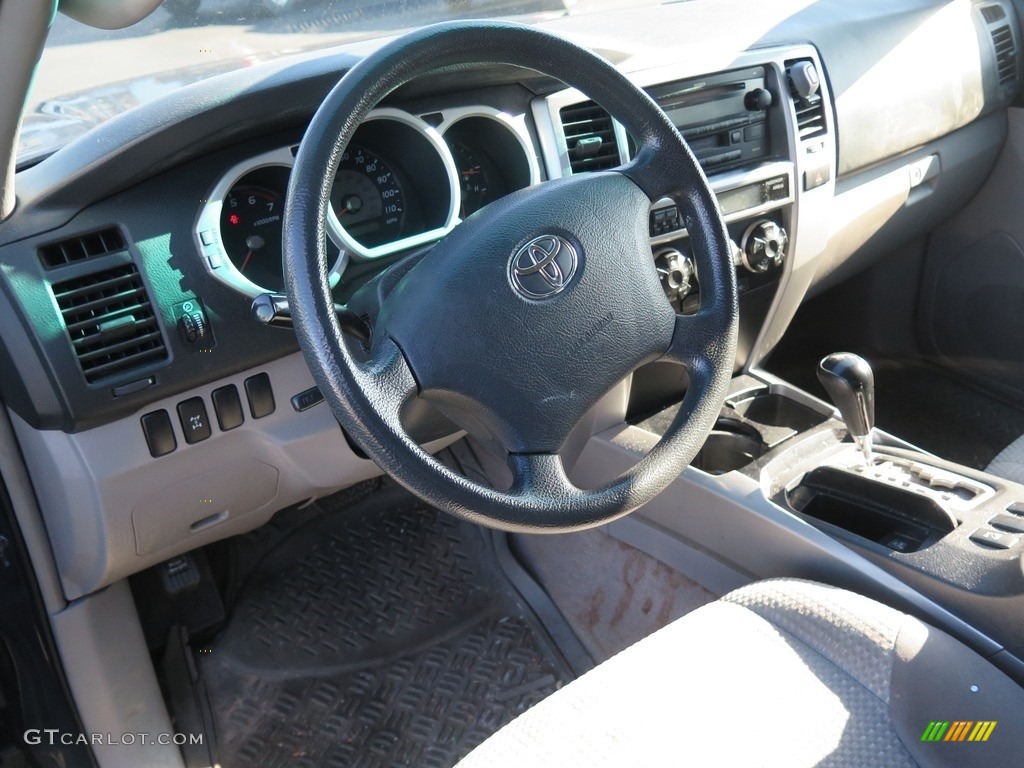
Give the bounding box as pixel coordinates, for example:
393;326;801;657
331;145;405;248
200;151;349;297
219;183;285;292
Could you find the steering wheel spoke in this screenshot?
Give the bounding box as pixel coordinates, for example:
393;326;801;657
507;453;577;503
662;310;728;370
621;148;678;204
358;336;419;426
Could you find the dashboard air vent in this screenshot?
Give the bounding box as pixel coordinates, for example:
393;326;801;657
785;60;827;141
38;227;126;269
981;4;1005;24
559;101;620;173
991;24;1018;87
52;263;168;384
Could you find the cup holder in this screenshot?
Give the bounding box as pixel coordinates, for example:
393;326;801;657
728;391;828;448
692;418;767;475
732;392;825;432
630;383;831;474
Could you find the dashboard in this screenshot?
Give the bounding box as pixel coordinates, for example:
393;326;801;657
1;0;1021;600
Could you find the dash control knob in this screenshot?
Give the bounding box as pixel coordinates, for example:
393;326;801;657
789;61;820;99
173;297;214;350
745;87;773;111
654;248;695;303
741;220;788;273
179;311;207;343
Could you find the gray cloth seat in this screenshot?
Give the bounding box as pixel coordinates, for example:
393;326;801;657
987;435;1024;485
458;579;1024;767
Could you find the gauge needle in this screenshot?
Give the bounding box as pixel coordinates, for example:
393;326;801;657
240;234;265;273
339;194;362;217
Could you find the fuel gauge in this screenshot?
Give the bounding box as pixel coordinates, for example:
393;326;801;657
443;115;533;220
449;139;494;218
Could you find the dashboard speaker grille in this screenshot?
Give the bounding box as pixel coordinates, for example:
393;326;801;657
52;263;168;384
559;101;620;173
37;227;126;269
991;24;1018;87
785;60;827;141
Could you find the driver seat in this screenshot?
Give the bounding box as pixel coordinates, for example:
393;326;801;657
458;579;1024;767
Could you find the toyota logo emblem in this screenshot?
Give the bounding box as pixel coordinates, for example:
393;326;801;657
508;235;579;300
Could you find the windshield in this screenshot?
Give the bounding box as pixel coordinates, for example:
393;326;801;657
21;0;648;162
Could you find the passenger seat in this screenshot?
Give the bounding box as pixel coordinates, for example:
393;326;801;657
988;436;1024;485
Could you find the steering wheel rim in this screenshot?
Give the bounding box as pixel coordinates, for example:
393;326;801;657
283;20;738;533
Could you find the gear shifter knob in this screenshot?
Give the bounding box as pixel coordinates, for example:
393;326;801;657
818;353;875;464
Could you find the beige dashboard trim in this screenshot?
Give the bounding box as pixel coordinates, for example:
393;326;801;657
11;351;461;599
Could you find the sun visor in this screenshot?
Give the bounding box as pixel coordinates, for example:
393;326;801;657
59;0;163;30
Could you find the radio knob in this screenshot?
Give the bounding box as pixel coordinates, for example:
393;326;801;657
745;88;773;111
741;220;788;273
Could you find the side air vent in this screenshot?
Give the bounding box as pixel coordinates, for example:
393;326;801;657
38;227;126;269
991;24;1018;87
52;263;168;384
981;4;1005;23
785;60;827;141
559;101;620;173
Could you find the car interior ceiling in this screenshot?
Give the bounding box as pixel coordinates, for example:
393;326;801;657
7;0;1024;766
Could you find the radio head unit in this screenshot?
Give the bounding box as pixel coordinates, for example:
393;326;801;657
647;66;772;174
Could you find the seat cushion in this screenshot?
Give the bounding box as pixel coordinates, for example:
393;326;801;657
987;435;1024;485
457;579;1024;767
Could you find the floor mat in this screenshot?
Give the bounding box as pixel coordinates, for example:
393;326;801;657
513;529;716;662
199;485;581;768
768;353;1024;470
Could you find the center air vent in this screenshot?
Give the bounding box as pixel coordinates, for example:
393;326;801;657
785;60;827;141
991;23;1018;88
559;101;621;174
52;263;167;384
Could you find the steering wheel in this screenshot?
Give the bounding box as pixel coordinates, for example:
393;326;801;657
283;21;738;533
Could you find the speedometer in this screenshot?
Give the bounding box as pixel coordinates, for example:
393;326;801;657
331;145;405;248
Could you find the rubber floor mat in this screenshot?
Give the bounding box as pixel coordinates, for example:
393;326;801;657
199;485;578;768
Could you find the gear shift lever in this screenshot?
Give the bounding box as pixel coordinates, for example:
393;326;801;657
818;353;875;466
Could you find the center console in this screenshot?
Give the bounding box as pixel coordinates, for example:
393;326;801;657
534;43;836;373
570;359;1024;687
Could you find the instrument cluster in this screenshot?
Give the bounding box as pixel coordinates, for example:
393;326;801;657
194;106;539;297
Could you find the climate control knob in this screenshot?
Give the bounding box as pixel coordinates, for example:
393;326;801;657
654;248;695;303
741;220;788;273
